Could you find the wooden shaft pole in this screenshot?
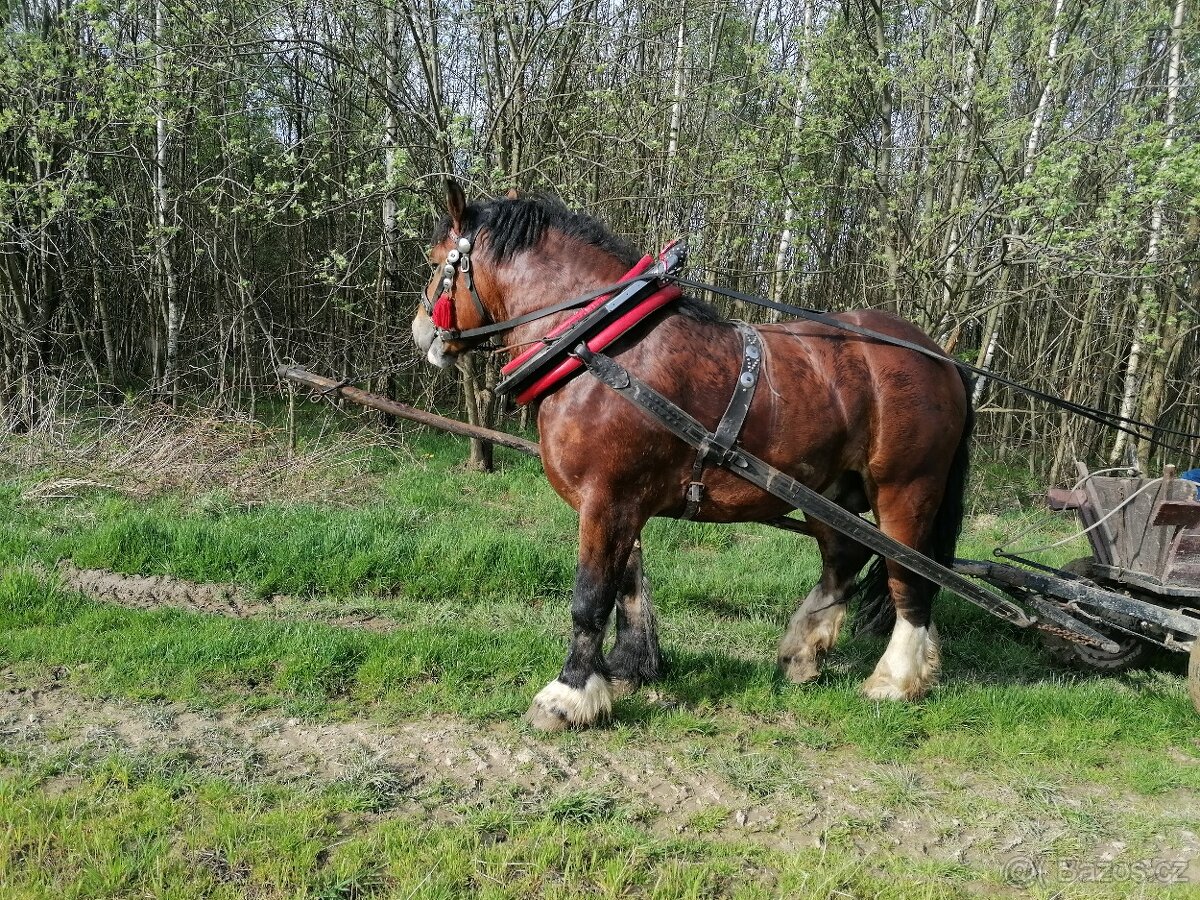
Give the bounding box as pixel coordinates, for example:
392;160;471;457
277;366;541;458
279;368;820;536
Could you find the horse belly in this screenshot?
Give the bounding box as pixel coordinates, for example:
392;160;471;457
685;374;859;523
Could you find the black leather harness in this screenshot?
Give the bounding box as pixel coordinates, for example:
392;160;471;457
682;323;763;519
567;342;1035;629
494;245;686;400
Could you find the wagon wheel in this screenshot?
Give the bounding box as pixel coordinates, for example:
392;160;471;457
1042;557;1148;672
1189;637;1200;716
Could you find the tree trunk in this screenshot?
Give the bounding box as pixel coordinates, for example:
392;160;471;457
772;0;813;309
666;9;688;166
1111;0;1185;466
154;0;181;408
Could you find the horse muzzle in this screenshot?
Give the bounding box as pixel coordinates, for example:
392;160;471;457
411;309;455;368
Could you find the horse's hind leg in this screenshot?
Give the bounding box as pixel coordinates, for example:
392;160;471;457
525;505;638;731
607;539;665;699
862;482;941;701
778;521;871;683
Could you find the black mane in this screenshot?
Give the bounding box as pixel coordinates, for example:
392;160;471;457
435;195;641;266
434;194;722;323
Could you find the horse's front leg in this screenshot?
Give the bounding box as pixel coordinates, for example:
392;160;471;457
525;508;639;731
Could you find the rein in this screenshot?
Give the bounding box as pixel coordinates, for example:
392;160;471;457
424;232;671;349
667;274;1200;452
453;273;668;343
429;238;1200;452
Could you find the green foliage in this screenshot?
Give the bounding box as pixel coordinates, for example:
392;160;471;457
2;0;1197;471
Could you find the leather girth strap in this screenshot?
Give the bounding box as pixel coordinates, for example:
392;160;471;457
682;323;763;519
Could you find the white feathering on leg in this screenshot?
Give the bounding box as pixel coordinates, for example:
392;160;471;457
778;583;848;683
862;620;940;701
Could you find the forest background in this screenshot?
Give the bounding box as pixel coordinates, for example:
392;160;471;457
2;0;1197;480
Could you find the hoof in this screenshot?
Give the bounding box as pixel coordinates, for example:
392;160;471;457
777;593;846;686
524;675;612;731
524;701;572;731
860;672;927;702
609;678;640;700
778;654;823;684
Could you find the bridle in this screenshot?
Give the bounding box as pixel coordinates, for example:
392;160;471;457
421;232;676;350
422;232;491;340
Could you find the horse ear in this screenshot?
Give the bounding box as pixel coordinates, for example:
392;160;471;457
505;188;519;200
445;178;467;232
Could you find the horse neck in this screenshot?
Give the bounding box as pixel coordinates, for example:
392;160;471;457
489;237;635;357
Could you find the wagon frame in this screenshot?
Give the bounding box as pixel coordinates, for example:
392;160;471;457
955;462;1200;712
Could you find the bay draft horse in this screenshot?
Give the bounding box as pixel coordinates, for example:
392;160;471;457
413;180;973;731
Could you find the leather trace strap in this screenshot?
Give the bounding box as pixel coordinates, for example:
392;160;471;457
568;342;1035;629
682;323;763;519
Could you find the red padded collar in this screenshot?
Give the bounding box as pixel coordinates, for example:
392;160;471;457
500;249;681;405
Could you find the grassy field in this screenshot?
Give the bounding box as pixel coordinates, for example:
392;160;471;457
1;406;1198;898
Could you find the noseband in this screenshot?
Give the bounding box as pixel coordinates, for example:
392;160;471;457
423;233;491;339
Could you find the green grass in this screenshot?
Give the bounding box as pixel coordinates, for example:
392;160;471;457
4;744;1194;899
2;420;1199;897
0;428;1196;782
2;556;1196;795
0;757;1010;900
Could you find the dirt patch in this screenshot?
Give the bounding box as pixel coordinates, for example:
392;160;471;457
54;562;275;618
47;561;399;632
4;674;1199;881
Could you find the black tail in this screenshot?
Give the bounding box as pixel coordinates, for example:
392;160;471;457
849;556;892;636
854;370;975;636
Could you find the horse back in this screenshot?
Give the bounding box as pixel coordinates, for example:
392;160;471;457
758;309;969;479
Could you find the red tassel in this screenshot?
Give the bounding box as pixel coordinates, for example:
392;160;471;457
432;294;455;330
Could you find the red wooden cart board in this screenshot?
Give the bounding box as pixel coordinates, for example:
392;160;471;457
501;254;656;376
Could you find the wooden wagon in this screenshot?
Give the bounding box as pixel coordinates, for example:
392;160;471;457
956;463;1200;712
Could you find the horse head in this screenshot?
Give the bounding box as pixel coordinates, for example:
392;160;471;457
412;179;639;368
412;179;499;368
